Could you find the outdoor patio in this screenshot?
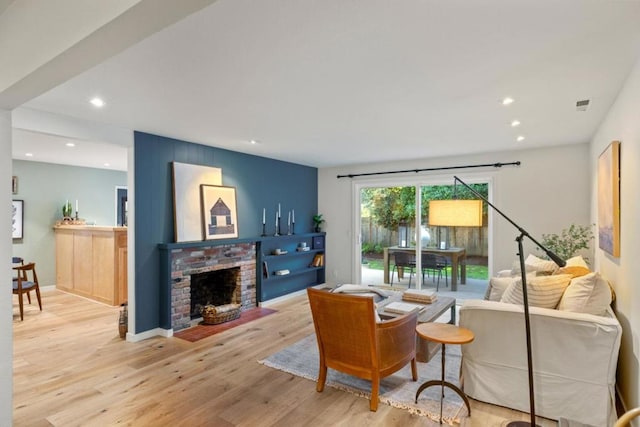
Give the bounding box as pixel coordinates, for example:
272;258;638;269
360;263;488;302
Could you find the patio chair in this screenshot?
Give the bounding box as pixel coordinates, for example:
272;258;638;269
421;254;449;291
391;252;416;287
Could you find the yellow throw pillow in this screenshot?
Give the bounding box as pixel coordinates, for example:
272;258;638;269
555;265;591;278
501;274;572;309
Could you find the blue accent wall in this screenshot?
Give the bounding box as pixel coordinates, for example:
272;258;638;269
134;132;317;333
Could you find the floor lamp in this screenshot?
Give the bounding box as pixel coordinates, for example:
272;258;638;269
452;176;566;427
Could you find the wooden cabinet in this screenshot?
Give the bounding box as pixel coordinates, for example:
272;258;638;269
259;233;325;301
54;226;127;306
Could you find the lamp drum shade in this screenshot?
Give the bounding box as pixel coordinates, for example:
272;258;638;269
428;200;483;227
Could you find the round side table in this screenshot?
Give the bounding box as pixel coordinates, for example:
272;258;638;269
414;322;474;424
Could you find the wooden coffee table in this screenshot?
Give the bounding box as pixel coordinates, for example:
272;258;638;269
377;294;456;362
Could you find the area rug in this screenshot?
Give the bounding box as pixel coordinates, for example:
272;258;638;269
258;334;465;425
174;307;277;342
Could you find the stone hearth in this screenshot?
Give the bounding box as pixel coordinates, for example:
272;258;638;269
169;242;256;331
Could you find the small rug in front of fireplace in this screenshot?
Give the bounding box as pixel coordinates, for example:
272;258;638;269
174;307;277;342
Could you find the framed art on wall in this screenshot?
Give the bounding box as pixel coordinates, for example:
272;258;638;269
12;200;23;239
200;184;238;240
172;162;222;242
597;141;620;257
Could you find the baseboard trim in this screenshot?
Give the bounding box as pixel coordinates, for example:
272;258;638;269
126;327;173;342
260;285;325;307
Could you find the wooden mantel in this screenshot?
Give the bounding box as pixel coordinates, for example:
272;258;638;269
54;225;127;306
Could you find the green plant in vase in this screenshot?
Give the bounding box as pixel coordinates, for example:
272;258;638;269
313;214;325;232
62;201;73;218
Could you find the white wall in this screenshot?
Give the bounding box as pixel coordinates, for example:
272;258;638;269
0;109;12;427
590;56;640;411
318;143;590;287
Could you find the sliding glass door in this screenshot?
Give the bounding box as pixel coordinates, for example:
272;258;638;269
357;178;489;290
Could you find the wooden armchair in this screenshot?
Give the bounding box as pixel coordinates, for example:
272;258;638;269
306;287;418;411
13;262;42;321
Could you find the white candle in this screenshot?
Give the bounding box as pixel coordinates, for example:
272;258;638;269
275;211;278;226
75;199;78;212
262;208;266;224
278;203;281;218
292;209;295;223
288;211;291;226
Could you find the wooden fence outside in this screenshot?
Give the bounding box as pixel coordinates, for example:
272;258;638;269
360;217;488;257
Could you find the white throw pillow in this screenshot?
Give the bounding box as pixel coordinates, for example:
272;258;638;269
501;274;572;309
565;255;589;269
510;254;559;276
525;254;560;274
558;272;612;316
485;274;535;301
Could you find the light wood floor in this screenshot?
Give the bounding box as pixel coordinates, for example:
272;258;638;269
13;289;557;427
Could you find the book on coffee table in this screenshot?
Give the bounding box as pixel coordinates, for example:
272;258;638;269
384;301;425;315
402;289;437;303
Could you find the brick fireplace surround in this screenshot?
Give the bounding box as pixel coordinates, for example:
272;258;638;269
169;242;257;331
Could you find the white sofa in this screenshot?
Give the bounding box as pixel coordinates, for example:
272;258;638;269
459;299;622;426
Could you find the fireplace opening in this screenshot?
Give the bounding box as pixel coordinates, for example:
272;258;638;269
190;267;240;319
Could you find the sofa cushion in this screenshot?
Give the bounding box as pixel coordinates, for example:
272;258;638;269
501;274;572;308
558;272;612;316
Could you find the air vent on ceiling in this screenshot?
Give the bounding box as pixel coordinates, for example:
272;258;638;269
576;99;590;112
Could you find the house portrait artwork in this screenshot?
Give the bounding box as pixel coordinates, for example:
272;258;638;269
200;185;238;240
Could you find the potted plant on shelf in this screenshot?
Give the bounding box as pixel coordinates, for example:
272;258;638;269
313;214;325;232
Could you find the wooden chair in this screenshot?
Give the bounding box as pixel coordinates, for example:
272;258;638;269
307;287;418;411
615;407;640;427
13;262;42;321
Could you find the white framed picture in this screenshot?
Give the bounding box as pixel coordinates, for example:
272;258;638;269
12;200;23;239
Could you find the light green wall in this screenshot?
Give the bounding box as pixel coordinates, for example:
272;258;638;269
12;160;127;286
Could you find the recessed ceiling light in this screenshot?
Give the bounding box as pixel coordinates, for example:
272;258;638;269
25;153;33;157
502;97;514;105
103;163;110;167
250;140;257;145
511;120;521;127
517;136;525;142
66;142;75;147
90;97;105;108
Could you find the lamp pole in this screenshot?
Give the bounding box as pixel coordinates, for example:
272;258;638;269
453;176;565;427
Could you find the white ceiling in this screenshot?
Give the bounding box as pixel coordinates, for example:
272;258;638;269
13;0;640;169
